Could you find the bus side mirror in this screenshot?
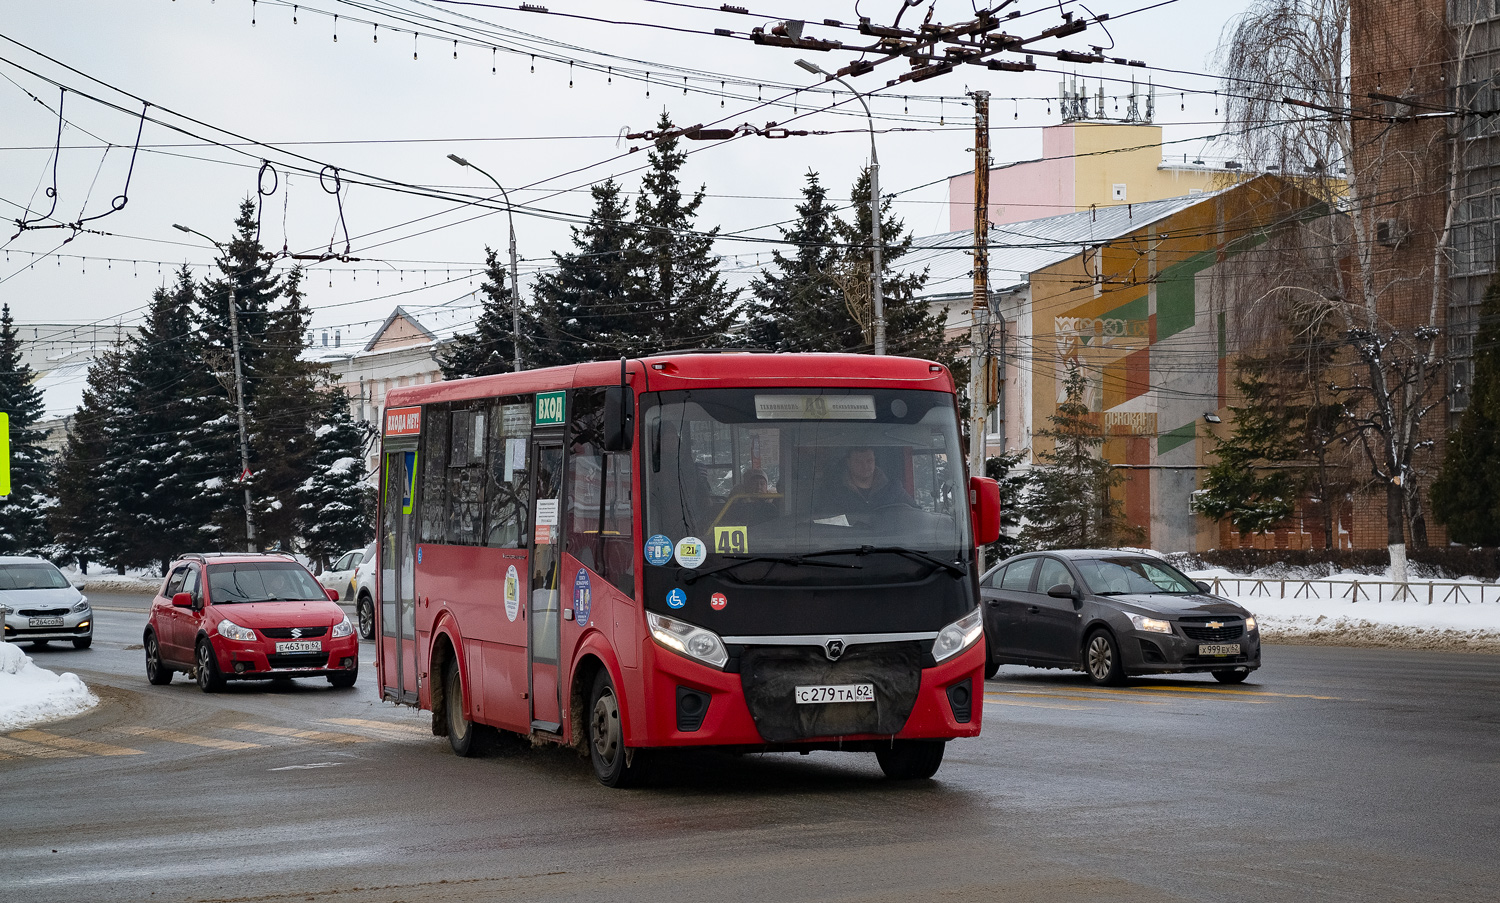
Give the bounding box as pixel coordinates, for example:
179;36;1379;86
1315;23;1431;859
969;476;1001;546
602;385;633;452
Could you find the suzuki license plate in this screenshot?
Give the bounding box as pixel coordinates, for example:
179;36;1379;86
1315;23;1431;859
28;617;64;627
1199;644;1241;656
794;684;875;704
275;640;323;654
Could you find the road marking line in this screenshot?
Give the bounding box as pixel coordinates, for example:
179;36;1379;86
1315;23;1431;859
270;762;344;770
231;723;368;744
983;697;1097;711
987;690;1166;706
322;717;429;737
9;730;145;756
0;736;85;758
1130;684;1339;700
117;726;262;750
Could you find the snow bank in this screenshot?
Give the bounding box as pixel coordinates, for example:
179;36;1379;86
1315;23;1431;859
0;643;99;730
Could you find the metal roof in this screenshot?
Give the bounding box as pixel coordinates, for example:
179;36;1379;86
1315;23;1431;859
898;192;1216;300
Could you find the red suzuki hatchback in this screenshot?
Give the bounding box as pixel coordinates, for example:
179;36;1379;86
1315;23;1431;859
145;553;359;692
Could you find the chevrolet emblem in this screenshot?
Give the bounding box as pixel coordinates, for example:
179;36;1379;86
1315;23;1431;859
1206;621;1223;630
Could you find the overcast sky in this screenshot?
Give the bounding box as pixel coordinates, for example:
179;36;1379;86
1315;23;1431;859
0;0;1252;349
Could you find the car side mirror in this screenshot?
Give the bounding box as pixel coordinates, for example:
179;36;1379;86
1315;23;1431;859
1047;583;1078;600
326;588;341;602
1194;581;1211;594
171;592;194;608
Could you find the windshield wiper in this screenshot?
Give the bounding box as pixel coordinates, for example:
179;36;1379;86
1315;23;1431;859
683;554;861;584
803;545;968;578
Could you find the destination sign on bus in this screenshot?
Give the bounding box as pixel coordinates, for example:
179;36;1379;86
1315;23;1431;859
384;406;422;437
754;394;876;420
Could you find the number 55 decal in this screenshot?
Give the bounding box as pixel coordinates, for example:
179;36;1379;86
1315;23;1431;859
714;526;748;554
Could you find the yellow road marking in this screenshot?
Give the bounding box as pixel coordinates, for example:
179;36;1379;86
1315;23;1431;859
1130;684;1338;700
9;730;144;756
0;736;85;758
230;723;368;744
117;726;262;750
984;697;1098;711
322;717;429;737
988;689;1166;706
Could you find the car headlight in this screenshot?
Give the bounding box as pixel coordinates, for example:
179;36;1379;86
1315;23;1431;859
1244;616;1257;632
331;616;355;638
217;618;257;642
72;598;91;613
1128;613;1173;635
646;612;728;669
932;608;984;663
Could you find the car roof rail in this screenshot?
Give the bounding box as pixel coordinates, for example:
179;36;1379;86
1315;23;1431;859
179;552;300;565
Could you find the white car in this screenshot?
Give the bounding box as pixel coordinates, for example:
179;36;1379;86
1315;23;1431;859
350;542;378;639
318;547;367;600
0;556;93;650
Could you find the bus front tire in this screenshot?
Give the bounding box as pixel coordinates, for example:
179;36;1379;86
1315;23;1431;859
444;656;480;757
876;740;946;780
588;669;646;788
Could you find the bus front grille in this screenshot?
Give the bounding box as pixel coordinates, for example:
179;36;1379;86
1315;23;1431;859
738;642;923;743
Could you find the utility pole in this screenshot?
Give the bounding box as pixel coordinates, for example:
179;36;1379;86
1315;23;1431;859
448;154;524;371
969;91;991;476
174;223;257;552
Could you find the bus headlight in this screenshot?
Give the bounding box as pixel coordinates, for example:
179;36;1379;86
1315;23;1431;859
932;608;983;663
647;612;728;670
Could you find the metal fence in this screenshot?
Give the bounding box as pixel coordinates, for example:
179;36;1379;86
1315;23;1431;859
1199;577;1500;604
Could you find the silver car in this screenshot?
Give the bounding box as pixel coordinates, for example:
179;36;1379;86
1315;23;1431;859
0;556;94;650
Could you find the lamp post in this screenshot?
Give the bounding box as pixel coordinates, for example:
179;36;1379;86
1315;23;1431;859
796;58;884;355
447;154;524;371
172;223;257;552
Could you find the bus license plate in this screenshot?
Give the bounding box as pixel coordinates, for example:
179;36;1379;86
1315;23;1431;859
1199;644;1240;656
795;684;875;704
275;640;323;654
29;617;64;628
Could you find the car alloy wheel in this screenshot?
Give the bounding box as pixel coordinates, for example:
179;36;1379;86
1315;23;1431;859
1085;630;1125;686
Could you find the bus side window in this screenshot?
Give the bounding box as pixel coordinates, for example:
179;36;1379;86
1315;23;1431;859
485;399;530;548
447;407;486;546
419;405;450;543
567;388;634;596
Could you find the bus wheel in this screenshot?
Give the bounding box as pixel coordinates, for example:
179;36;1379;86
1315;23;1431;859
588;670;646;788
444;656;480;757
876;740;946;780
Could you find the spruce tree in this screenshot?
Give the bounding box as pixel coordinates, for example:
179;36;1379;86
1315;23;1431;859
439;248;528;377
1020;362;1142;549
1192;362;1304;537
831;168;952;363
529;180;635;366
744;170;851;352
0;303;52;553
624;114;737;353
298;389;375;567
1433;281;1500;544
49;346;128;569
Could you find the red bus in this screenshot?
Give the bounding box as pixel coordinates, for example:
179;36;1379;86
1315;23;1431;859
374;352;1001;785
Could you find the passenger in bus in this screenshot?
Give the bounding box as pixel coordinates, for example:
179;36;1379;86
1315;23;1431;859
721;468;779;524
815;447;914;516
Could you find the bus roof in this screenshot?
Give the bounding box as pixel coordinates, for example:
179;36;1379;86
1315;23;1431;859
385;352;954;410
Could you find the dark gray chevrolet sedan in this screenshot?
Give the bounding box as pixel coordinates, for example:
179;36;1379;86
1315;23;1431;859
980;550;1260;685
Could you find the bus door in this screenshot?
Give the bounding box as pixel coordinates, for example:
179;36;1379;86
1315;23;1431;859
379;445;420;705
528;438;566;731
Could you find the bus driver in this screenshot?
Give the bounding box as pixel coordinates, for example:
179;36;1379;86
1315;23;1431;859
816;446;914;516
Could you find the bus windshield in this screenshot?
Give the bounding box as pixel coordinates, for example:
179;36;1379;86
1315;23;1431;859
642;387;970;581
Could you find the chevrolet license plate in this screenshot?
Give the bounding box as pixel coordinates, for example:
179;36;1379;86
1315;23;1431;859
794;684;875;704
275;640;323;654
1199;644;1240;656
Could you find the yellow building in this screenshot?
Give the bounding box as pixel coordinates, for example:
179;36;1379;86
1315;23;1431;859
948;122;1244;230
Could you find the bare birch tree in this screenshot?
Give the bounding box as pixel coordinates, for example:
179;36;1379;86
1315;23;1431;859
1216;0;1461;583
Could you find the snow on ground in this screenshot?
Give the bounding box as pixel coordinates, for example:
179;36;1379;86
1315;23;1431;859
1181;569;1500;653
0;643;99;731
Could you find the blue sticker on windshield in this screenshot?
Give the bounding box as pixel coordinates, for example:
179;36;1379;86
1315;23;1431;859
666;588;687;610
416;546;422;564
573;568;592;625
645;534;674;567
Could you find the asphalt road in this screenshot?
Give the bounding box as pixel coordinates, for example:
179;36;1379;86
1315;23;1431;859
3;592;1498;903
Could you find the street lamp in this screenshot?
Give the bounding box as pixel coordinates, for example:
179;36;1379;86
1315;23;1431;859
796;58;885;355
172;223;257;552
447;154;524;371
